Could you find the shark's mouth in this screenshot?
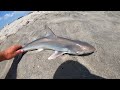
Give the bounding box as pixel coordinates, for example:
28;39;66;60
67;52;94;56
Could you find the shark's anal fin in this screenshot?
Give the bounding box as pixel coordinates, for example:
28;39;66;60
48;51;64;60
44;25;57;38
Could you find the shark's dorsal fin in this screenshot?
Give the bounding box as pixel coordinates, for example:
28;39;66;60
44;25;57;38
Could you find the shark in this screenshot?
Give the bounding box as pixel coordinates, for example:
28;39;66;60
20;25;96;60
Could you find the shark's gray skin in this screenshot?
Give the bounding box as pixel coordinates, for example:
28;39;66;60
21;25;96;60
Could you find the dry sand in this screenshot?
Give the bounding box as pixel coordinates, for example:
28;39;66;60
0;11;120;79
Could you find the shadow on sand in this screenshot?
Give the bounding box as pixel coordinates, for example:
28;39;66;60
5;52;26;79
53;60;105;79
5;52;104;79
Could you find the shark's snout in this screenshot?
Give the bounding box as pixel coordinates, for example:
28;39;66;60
82;45;96;54
75;43;96;55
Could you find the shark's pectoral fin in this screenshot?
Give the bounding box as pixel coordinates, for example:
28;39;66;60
48;51;65;60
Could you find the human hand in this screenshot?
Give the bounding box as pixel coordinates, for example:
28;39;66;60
2;45;23;60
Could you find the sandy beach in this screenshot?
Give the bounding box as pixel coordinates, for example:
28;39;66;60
0;11;120;79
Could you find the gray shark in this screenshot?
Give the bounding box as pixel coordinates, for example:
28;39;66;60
21;25;96;60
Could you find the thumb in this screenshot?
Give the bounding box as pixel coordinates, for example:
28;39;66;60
14;49;24;56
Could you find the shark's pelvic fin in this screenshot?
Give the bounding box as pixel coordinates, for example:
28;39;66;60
44;25;57;38
48;51;64;60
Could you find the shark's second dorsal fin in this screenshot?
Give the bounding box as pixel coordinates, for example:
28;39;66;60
44;25;57;38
